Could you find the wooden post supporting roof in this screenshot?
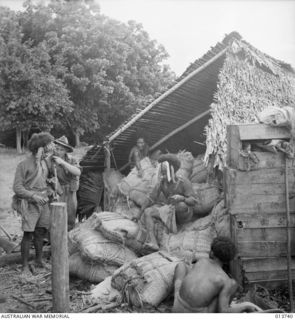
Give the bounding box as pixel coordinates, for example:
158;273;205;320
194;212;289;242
50;202;70;313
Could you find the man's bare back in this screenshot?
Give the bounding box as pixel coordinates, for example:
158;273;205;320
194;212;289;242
173;237;262;313
178;258;236;312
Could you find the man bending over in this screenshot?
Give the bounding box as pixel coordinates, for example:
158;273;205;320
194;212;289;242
173;236;261;313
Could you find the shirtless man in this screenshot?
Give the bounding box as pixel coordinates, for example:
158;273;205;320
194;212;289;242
128;137;149;177
137;154;196;248
173;236;261;313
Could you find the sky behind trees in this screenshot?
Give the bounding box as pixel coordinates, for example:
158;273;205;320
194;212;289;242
1;0;295;76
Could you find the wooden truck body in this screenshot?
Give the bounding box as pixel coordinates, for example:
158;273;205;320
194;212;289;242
224;124;295;287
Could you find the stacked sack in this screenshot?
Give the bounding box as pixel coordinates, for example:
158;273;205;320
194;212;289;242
68;211;158;283
68;213;138;283
188;153;221;217
117;157;160;207
190;154;208;183
95;211;157;256
159;210;217;261
78;152;230;308
111;251;180;307
176;151;195;179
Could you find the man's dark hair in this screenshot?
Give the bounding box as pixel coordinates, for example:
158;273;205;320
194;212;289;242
28;132;54;154
211;236;236;263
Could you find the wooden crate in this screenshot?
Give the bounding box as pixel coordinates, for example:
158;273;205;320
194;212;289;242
225;124;295;287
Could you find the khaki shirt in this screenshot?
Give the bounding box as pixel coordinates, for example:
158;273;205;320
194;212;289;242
48;154;80;192
13;155;49;200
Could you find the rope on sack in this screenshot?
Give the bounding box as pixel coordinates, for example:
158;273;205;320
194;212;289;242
122;276;144;308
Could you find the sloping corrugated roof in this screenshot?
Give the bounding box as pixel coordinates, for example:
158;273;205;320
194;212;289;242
98;31;294;171
102;33;244;170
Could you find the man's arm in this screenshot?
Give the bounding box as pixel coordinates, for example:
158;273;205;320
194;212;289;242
13;163;36;200
176;178;197;206
218;279;259;313
174;262;190;294
53;156;81;176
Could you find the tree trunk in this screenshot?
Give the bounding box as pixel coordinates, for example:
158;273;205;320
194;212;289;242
74;131;80;147
16;127;22;154
22;129;29;151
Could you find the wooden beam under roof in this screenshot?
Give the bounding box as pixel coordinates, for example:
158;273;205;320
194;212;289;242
118;109;210;171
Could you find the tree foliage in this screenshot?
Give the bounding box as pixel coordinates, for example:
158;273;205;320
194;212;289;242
3;0;175;146
0;5;72;151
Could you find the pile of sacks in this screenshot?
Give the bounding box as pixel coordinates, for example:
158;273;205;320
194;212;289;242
71;152;229;307
77;201;229;308
68;211;159;283
103;153;221;219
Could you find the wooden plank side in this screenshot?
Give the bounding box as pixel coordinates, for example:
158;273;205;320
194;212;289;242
234;183;295;197
230;196;295;214
237;151;288;171
238;124;290;141
233;212;295;228
226;167;295;186
236;227;295;242
224;167;237;210
237;241;293;257
241;257;295;272
245;269;295;282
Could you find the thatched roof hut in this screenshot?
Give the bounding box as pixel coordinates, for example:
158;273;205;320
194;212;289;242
205;34;295;168
84;31;295;171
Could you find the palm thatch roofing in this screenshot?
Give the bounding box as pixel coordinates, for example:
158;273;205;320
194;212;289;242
88;31;295;171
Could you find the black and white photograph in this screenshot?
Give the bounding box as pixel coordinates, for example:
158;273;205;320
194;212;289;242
0;0;294;315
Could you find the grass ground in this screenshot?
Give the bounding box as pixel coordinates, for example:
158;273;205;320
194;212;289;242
0;148;24;238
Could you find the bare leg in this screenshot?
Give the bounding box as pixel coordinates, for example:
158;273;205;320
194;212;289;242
21;232;33;273
33;227;46;267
